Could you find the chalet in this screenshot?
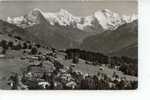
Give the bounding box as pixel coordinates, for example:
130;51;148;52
26;64;46;79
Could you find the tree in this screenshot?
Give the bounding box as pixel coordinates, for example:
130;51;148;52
72;56;79;64
1;48;7;54
35;44;41;48
14;35;22;40
0;40;7;48
0;40;8;54
30;47;38;55
22;42;27;49
8;41;13;49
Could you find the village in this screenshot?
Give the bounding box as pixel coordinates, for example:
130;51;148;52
0;33;137;90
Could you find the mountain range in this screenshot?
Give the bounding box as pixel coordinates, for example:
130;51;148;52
0;8;138;58
7;8;137;31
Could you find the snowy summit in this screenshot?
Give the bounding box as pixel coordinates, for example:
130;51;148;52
7;8;137;30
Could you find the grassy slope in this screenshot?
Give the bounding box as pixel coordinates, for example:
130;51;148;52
56;53;137;81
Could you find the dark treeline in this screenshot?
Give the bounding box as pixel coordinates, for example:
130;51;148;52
65;49;138;76
65;49;109;64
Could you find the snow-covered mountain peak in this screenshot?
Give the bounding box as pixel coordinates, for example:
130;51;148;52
101;9;114;16
30;8;43;15
121;14;137;23
6;8;137;31
95;9;117;17
93;9;121;29
131;14;138;21
93;9;137;30
26;8;44;22
42;9;80;27
102;9;111;12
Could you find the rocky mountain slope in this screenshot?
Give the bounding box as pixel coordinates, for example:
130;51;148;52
81;20;138;58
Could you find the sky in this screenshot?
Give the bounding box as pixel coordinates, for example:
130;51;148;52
0;0;137;19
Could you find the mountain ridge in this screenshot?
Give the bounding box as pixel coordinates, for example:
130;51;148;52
7;8;137;32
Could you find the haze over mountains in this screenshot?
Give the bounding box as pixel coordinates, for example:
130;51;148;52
0;8;138;58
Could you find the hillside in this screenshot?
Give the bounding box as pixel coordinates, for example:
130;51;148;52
0;33;137;90
81;20;138;58
0;19;79;49
109;43;138;58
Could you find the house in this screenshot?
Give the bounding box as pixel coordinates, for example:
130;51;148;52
26;65;46;78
